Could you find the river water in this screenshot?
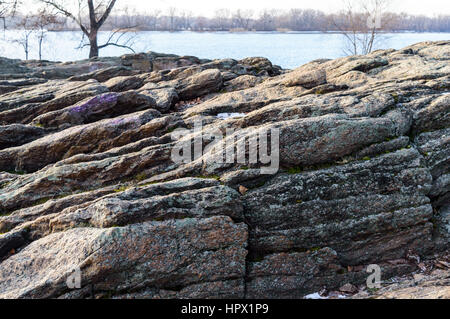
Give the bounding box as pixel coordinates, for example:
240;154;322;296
0;30;448;69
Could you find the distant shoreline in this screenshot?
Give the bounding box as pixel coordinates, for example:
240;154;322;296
3;29;450;35
1;32;448;69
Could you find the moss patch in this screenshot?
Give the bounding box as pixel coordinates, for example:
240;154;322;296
287;167;303;174
114;185;130;193
6;170;26;175
135;173;147;182
391;93;400;103
196;175;221;181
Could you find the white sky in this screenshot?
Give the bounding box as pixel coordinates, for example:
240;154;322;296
22;0;450;17
116;0;450;17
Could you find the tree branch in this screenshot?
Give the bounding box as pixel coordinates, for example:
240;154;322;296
98;42;135;52
97;0;116;28
87;0;96;27
40;0;89;36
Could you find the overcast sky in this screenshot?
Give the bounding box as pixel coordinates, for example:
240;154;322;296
22;0;449;17
115;0;449;17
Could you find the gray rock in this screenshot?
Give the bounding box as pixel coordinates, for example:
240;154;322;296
0;216;247;299
0;41;449;299
243;149;433;265
0;124;46;150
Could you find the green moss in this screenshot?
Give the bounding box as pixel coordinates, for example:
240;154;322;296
253;181;267;189
138;181;159;188
135;173;147;182
114;185;129;193
391;93;399;103
362;156;371;161
55;193;72;200
167;127;178;133
34;123;45;128
34;197;52;206
6;170;26;175
367;288;380;294
196;175;220;181
240;166;249;171
314;88;326;95
0;181;11;190
296;200;303;204
287;167;303;174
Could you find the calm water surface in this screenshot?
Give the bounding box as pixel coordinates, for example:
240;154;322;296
0;31;448;69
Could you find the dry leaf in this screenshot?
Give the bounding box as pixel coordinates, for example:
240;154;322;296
239;185;248;195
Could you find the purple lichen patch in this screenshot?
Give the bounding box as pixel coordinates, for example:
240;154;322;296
70;93;118;114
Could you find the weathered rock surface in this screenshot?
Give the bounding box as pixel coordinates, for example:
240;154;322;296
0;124;46;150
353;269;450;299
0;216;247;299
0;41;449;299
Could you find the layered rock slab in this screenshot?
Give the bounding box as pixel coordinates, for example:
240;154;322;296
0;216;248;299
0;42;449;299
244;149;434;266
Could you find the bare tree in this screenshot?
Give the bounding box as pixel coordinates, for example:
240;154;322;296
14;14;33;59
38;0;132;58
332;0;391;55
0;0;19;29
0;0;19;16
146;9;161;31
167;6;177;31
125;8;160;31
213;8;231;31
4;2;447;36
178;10;193;30
258;9;276;31
31;8;60;60
232;9;253;30
193;16;207;31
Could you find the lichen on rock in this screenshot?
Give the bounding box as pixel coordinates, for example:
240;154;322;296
0;41;449;299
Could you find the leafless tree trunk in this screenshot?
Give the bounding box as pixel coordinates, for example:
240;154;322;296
147;9;161;31
232;9;253;30
258;9;276;31
39;0;122;58
213;9;231;31
31;8;60;60
168;7;177;32
331;0;391;55
14;14;33;59
0;0;19;29
178;10;193;30
0;0;18;16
